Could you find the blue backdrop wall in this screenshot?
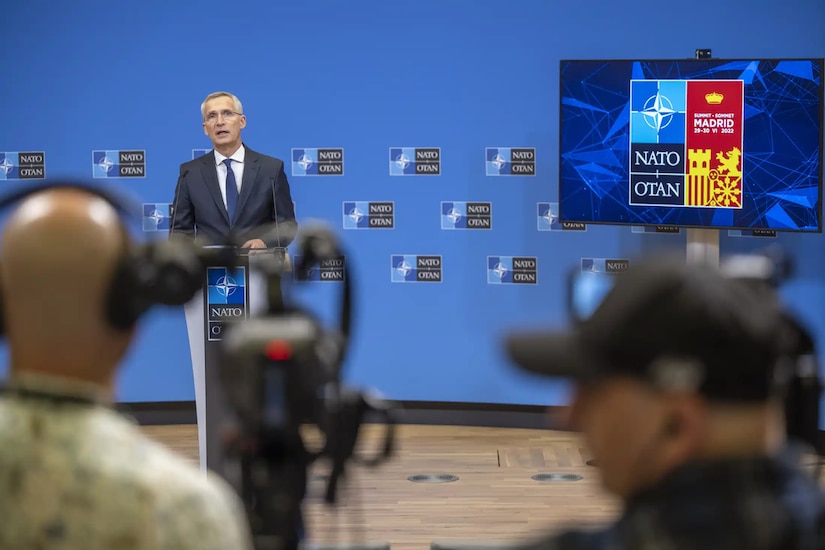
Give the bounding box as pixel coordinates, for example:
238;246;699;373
1;0;824;419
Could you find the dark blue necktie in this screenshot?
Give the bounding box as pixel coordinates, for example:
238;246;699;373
223;158;238;223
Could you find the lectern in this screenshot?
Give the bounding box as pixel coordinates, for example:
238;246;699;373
183;247;290;472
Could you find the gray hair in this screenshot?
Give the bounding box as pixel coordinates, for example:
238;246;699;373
200;91;243;119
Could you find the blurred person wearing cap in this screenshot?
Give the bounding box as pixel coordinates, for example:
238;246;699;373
504;256;825;549
0;188;253;549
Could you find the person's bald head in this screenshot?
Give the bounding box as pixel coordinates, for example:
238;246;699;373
0;188;135;387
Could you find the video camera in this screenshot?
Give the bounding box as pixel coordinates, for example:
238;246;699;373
206;224;397;550
566;247;823;456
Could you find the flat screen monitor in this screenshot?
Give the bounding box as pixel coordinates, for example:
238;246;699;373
558;58;824;232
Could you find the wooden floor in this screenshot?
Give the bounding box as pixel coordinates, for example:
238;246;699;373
141;423;621;549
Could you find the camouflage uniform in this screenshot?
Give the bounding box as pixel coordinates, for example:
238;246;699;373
0;372;254;549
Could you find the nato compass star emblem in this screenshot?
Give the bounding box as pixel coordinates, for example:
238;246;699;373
348;205;365;225
214;274;239;299
493;261;508;280
395;259;413;278
0;157;13;176
492;152;507;170
148;208;164;227
97;155;115;174
297;153;313;171
543;208;556;227
447;207;461;224
394;152;410;171
641;91;676;132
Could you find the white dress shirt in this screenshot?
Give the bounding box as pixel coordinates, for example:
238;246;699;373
214;145;245;209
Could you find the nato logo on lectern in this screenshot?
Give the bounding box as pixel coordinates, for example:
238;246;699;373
142;203;172;232
391;255;442;283
294;255;345;282
487;256;538;284
441;201;492;229
342;201;395;229
0;152;46;180
389;147;441;175
486;147;536;176
206;266;247;342
291;148;344;176
92;150;146;178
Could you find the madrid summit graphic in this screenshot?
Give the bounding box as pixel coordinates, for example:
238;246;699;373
629;78;744;209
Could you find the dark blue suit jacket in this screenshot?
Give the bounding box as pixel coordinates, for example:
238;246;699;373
170;145;297;247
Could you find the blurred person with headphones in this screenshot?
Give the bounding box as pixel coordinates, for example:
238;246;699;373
502;255;825;549
0;185;253;548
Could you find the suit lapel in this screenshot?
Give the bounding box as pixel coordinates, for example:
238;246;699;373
200;152;230;225
234;147;259;224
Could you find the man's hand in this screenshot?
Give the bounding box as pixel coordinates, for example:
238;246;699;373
241;239;267;255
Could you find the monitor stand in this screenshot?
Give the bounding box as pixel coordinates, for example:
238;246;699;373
686;228;720;267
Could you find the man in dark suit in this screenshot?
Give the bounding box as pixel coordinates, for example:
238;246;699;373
170;91;297;249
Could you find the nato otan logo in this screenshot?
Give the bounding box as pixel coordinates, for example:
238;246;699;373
342;201;394;229
581;258;630;273
294;255;345;282
92;150;146;178
192;149;211;160
486;147;536;176
291;148;344;176
206;266;247;342
143;203;172;232
0;152;46;180
441;201;492;229
389;147;441;175
487;256;538;284
537;202;586;231
391;255;442;283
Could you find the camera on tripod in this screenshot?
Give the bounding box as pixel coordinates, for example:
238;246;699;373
209;223;397;550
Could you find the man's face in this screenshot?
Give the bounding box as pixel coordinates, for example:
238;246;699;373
568;377;667;499
202;96;246;149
